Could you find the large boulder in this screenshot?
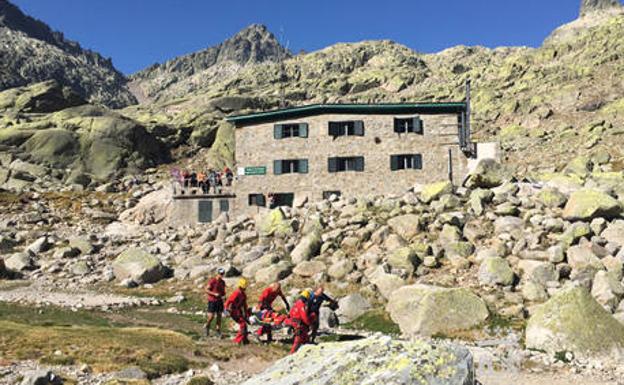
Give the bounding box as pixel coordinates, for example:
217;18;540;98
241;335;474;385
419;180;453;203
242;254;279;278
387;247;419;274
19;369;63;385
387;214;421;242
465;158;506;188
119;189;174;226
601;220;624;247
293;260;326;277
290;231;322;264
4;252;35;271
256;208;294;237
336;293;371;323
254;261;293;284
526;286;624;359
478;257;514;286
368;266;405;299
112;248;169;284
386;284;489;337
562;189;623;221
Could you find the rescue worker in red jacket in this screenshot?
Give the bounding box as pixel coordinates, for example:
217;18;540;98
289;290;311;354
255;282;290;343
224;278;250;344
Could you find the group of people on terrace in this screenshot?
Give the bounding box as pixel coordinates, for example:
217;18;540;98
204;268;338;354
171;167;234;194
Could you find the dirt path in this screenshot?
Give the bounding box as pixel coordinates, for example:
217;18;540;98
0;281;158;309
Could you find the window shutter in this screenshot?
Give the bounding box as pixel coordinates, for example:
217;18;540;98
274;124;283;139
393;118;402;133
328;122;338;136
328;157;338;173
354;120;365;136
355;157;365;172
390;155;399;171
414;154;423;169
299;159;308;174
257;194;266;207
413;117;423;134
299;123;308;138
273;160;282;175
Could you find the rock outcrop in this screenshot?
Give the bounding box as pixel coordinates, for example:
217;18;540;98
526;286;624;359
580;0;623;17
386;285;489;337
0;0;136;108
112;248;169;284
242;335;475;385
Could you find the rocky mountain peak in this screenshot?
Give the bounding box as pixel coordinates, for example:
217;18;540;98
580;0;623;17
217;23;290;65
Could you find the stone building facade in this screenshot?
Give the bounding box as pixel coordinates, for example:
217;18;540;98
228;103;476;216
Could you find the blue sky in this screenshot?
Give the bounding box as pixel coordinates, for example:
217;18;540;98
12;0;582;75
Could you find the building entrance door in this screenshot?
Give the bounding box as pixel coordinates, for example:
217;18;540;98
271;193;294;208
198;200;213;223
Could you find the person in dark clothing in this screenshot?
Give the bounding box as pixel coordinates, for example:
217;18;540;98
204;267;226;337
307;286;338;343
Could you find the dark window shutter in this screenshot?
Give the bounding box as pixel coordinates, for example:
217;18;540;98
273;160;283;175
414;154;423;169
354;120;364;136
328;157;338;173
258;194;266;206
299;123;308;138
328;122;338;136
274;124;283;139
393;118;402;133
414;117;423;134
355;157;365;172
390;155;399;171
299;159;308;174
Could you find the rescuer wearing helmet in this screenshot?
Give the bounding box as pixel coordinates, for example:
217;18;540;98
288;289;312;354
255;282;290;343
224;278;250;344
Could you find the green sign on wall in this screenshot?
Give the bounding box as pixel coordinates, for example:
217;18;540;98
244;166;266;175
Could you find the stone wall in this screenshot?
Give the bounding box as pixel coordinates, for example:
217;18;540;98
234;112;470;215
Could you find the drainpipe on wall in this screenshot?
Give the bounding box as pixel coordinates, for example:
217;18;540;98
448;148;453;183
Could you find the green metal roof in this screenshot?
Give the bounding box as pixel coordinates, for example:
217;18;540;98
226;102;466;126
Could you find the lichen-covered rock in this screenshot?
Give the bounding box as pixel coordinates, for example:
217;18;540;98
420;181;453;203
591;270;624;311
386;284;489;337
536;187;567;208
256;208;294;237
465;158;506;188
327;259;355;280
387;214;421;241
368;266;405;299
387;246;419;274
254;260;292;284
601;220;624;247
112;248;168;284
336;293;371;323
242;335;474;385
526;286;624;359
293;260;326;277
478;257;514;286
4;252;34;271
562;189;623;221
290;231;322;264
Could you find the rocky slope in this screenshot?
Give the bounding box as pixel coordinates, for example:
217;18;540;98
130;24;290;104
0;0;136;108
0;80;170;188
123;2;624;175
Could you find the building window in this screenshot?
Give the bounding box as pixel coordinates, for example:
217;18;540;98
219;199;230;212
328;121;364;137
394;117;423;134
328;156;365;172
248;194;266;207
274;159;308;175
270;193;295;208
390;154;423;171
274;123;308;139
323;191;342;200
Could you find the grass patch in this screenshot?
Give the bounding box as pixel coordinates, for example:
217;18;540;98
343;309;400;334
0;302;118;328
0;320;200;377
188;376;214;385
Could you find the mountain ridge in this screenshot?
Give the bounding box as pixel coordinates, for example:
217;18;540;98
0;0;136;108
